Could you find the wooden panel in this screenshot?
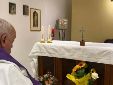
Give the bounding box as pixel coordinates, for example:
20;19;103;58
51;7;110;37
38;56;44;76
104;64;110;85
62;58;76;85
93;63;104;85
38;56;54;75
109;65;113;85
54;58;62;85
38;57;113;85
104;64;113;85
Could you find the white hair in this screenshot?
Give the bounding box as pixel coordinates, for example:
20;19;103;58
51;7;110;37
0;18;15;38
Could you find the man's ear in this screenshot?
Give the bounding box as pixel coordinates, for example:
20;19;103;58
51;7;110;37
0;33;7;48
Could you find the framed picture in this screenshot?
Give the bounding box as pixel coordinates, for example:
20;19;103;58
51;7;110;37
9;2;16;14
30;8;41;31
23;5;29;15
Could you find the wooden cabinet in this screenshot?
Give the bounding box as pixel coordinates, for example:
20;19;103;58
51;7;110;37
38;56;113;85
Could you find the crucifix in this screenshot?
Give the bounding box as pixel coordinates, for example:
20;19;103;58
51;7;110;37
80;26;86;46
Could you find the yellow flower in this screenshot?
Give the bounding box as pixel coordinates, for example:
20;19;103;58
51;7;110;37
66;62;99;85
72;62;87;72
72;65;80;72
66;74;76;82
66;73;91;85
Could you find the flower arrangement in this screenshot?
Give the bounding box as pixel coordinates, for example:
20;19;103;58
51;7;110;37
38;72;58;85
55;18;68;30
66;62;99;85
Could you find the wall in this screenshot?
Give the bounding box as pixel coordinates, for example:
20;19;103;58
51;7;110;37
71;0;113;42
0;0;71;75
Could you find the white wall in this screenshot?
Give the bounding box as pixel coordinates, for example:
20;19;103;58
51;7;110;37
0;0;71;75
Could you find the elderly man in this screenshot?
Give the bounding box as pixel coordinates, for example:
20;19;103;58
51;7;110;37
0;18;40;85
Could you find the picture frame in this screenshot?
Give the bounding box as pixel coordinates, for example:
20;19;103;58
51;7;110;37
23;5;29;15
30;8;41;31
9;2;16;14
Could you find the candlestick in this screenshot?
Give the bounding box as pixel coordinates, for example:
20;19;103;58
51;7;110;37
80;26;85;46
40;26;45;43
47;25;52;43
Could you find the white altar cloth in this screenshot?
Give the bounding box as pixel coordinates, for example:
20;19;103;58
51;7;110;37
29;40;113;65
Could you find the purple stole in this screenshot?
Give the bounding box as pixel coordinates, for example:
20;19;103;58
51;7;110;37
0;48;41;85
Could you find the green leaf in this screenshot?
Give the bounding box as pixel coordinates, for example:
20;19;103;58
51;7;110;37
88;79;94;85
75;69;85;78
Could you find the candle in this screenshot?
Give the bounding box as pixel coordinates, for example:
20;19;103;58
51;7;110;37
47;25;52;43
48;25;51;36
40;26;45;43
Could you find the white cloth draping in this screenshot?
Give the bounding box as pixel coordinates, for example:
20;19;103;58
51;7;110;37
29;40;113;65
0;60;33;85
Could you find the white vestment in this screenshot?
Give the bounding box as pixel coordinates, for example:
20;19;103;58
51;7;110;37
0;60;33;85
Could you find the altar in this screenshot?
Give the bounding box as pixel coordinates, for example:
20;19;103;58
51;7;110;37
29;40;113;85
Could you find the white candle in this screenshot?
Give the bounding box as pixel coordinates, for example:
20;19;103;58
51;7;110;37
48;25;51;35
48;25;50;38
41;26;44;38
47;25;52;42
40;25;45;42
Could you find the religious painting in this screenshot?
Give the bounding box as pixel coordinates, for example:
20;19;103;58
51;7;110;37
23;5;29;15
9;2;16;14
30;8;41;31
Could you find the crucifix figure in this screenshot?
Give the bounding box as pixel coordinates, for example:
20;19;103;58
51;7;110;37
80;26;86;40
80;26;86;46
